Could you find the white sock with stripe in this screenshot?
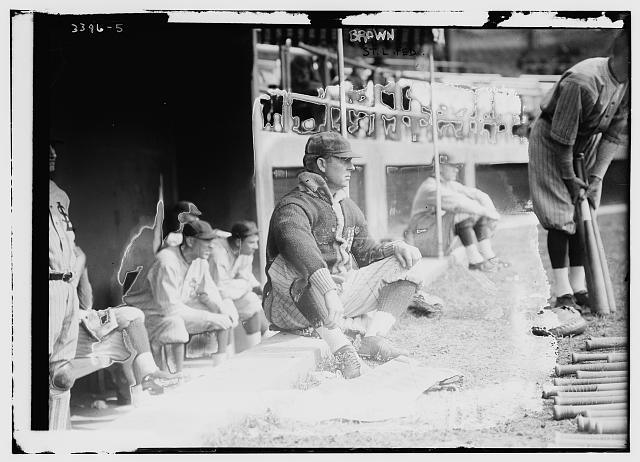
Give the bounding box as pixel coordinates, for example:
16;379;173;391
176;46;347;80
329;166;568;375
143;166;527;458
553;267;573;297
569;266;587;293
465;244;484;264
316;326;350;353
477;239;496;260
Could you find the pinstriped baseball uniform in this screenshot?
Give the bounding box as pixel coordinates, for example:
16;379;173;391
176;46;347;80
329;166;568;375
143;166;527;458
528;57;629;233
49;180;79;368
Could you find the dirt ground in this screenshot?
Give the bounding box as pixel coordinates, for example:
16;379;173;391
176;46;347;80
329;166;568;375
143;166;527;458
206;211;629;449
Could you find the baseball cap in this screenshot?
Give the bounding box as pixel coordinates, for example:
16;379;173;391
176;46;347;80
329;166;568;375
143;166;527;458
439;153;460;168
304;132;361;159
182;220;218;240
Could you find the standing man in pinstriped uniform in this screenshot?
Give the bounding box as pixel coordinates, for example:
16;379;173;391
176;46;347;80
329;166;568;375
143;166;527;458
528;30;629;312
48;144;80;430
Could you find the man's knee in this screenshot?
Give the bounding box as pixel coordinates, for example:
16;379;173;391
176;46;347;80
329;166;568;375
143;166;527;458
242;312;262;334
114;306;145;327
454;217;476;235
50;362;76;391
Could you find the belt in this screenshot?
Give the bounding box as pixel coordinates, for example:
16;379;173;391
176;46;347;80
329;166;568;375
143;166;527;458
49;272;73;282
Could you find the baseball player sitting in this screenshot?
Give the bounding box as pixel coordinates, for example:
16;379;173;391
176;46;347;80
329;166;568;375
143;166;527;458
127;220;237;372
209;220;270;349
407;154;509;272
71;247;177;403
263;132;423;379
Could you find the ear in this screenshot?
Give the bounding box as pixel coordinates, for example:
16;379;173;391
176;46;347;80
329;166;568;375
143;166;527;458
316;157;328;173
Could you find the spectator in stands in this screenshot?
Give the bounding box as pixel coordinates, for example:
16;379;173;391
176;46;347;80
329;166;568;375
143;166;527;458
264;132;423;379
407;154;509;272
128;220;237;371
209;220;270;348
72;246;177;403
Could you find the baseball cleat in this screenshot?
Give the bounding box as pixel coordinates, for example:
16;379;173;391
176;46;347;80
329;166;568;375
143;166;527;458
357;335;409;362
468;260;498;272
333;344;364;379
408;290;444;318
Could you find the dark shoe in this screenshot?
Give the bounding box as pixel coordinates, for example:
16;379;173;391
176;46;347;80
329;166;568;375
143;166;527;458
357;336;409;362
573;291;590;311
488;256;511;269
554;293;581;311
333;344;364;379
468;260;498;272
141;375;165;395
408;290;444;318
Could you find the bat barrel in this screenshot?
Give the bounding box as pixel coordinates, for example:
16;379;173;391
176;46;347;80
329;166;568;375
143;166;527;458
571;352;628;363
585;337;628;350
553;394;627;406
555;361;628;376
576;370;628;379
583;409;628;419
553;376;628;386
543;382;628;398
553;403;627;420
594;418;628;434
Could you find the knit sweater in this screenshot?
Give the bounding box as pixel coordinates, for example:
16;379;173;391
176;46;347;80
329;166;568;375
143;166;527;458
265;171;396;295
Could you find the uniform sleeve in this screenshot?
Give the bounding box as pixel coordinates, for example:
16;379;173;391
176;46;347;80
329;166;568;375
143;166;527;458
147;259;191;315
270;203;338;295
209;244;251;299
419;178;487;215
548;80;584;146
350;205;396;267
602;88;629;145
199;263;225;310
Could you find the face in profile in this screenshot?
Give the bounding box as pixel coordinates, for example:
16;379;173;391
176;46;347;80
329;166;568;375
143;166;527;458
441;164;459;182
239;234;259;256
320;156;355;189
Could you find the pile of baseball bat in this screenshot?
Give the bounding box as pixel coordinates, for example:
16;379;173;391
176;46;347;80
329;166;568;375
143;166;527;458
543;336;628;448
574;154;616;315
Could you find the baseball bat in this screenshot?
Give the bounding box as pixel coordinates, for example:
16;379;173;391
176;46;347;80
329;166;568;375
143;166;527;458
576;153;617;313
553;394;627;406
574;154;609;315
572;352;628;363
553;376;628;386
585;337;628;350
542;383;628;398
553;432;627;448
590;209;617;312
583;409;628;419
555;361;628;376
577;416;629;433
576;370;628;379
553;402;627;420
555;390;626;398
594;419;628;435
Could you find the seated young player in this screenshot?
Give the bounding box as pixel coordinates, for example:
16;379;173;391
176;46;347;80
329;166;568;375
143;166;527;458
407;154;509;272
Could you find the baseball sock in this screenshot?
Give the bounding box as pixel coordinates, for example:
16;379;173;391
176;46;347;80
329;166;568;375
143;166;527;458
378;280;417;318
125;319;152;354
464;245;484;265
477;239;496;260
569;266;587;293
134;352;158;379
316;326;350;353
49;388;71;431
553;267;573;297
364;311;396;337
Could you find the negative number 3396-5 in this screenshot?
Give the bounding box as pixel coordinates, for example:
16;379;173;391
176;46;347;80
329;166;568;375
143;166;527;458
71;23;123;33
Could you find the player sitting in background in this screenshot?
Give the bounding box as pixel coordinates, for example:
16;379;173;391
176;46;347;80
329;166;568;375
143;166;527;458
72;246;177;403
209;220;270;348
407;154;509;272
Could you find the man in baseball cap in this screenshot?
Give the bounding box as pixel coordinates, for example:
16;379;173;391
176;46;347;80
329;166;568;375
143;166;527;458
128;219;239;372
264;131;423;379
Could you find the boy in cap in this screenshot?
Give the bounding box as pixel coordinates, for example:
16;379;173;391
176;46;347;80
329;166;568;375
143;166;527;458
408;154;508;272
210;220;270;346
264;131;423;379
129;220;237;371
